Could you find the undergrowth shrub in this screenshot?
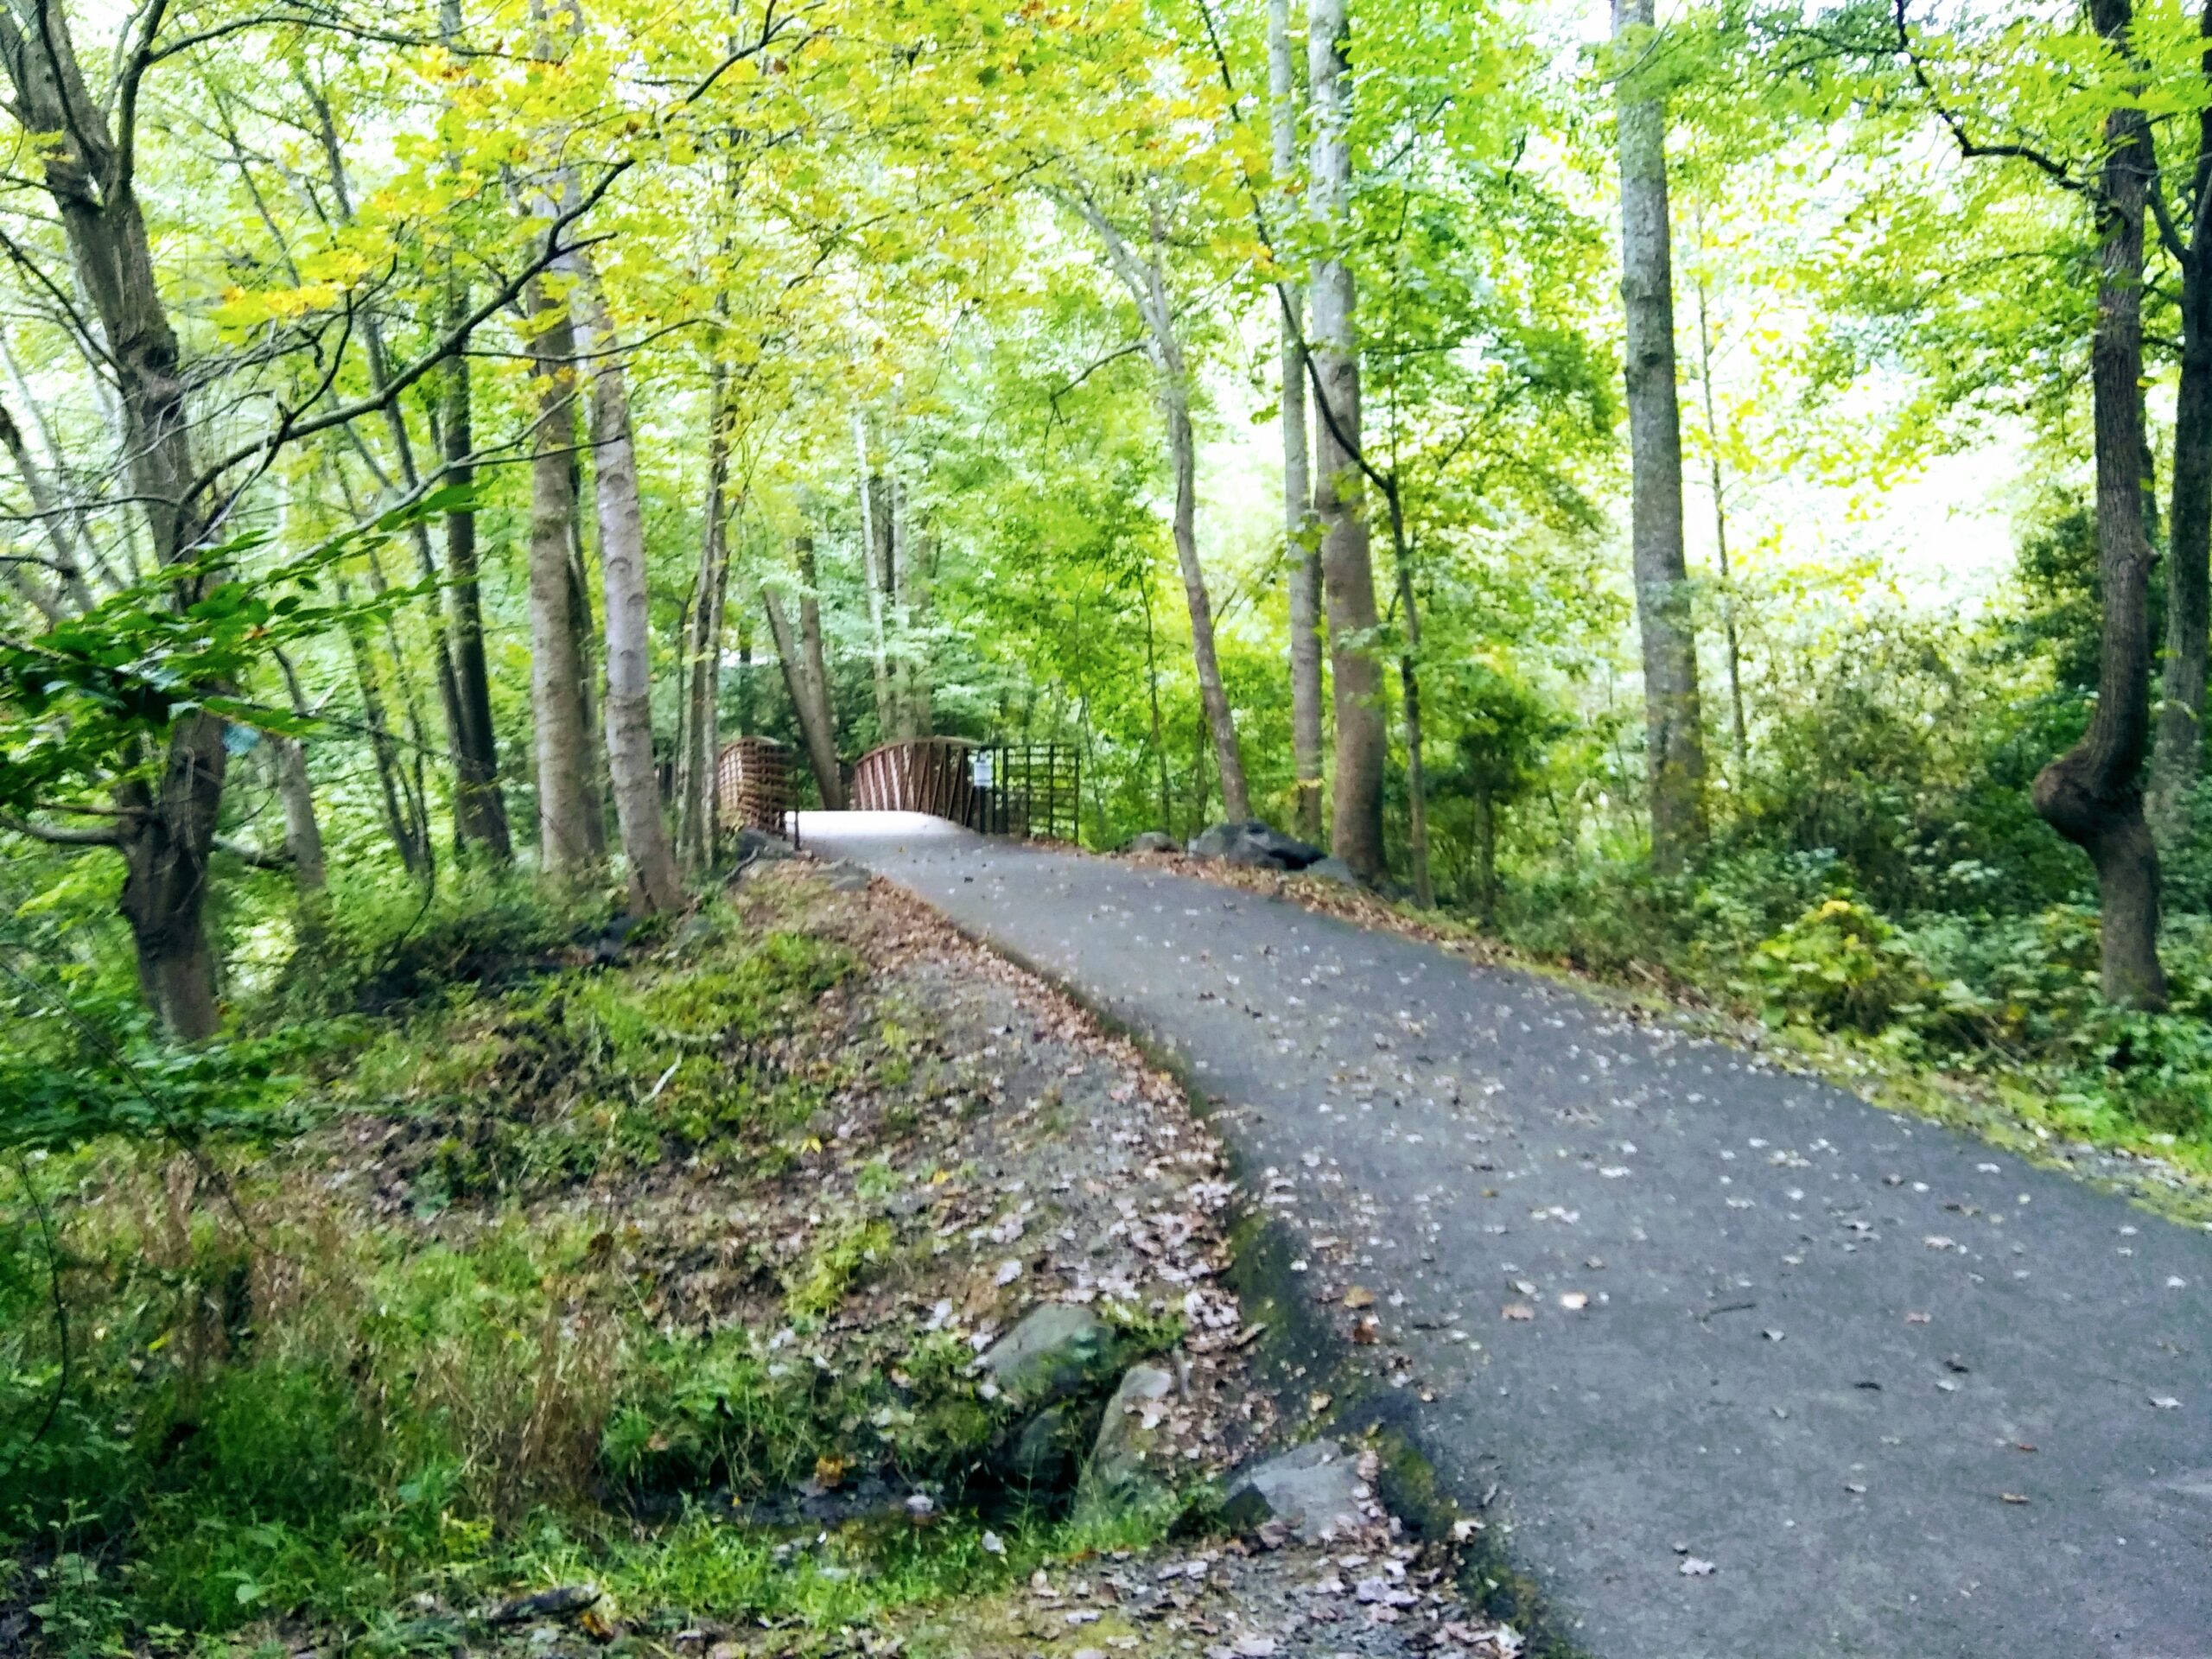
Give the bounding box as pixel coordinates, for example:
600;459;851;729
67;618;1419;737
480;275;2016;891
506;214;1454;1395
1747;897;1950;1036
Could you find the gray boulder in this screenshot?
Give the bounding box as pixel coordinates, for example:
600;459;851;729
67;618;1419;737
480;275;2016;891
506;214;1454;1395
1300;856;1361;887
979;1303;1117;1404
737;825;797;861
1006;1402;1081;1487
1220;1439;1367;1543
1077;1363;1175;1516
1121;830;1179;855
1186;820;1326;871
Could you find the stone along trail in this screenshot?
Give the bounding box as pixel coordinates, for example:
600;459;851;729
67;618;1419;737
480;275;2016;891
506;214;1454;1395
799;814;2212;1659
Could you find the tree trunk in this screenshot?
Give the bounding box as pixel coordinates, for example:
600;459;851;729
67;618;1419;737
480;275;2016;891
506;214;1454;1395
1140;571;1174;835
679;376;734;869
893;476;934;736
566;510;612;862
738;606;756;737
1067;194;1249;821
1161;348;1251;822
1271;0;1325;842
271;652;327;897
117;715;227;1040
1614;0;1708;874
1694;267;1750;780
855;413;898;741
763;534;849;809
2150;3;2212;845
569;264;680;912
339;582;428;875
442;316;512;861
0;6;227;1035
524;282;599;880
1474;781;1497;925
1308;0;1386;879
1384;497;1433;906
2033;3;2168;1008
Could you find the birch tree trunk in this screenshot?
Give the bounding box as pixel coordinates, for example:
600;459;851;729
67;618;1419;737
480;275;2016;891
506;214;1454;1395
2033;0;2167;1007
526;282;600;880
1613;0;1708;873
570;263;680;912
1308;0;1385;879
1271;0;1325;842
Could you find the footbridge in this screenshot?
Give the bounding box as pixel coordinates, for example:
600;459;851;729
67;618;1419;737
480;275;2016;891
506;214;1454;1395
714;735;1078;848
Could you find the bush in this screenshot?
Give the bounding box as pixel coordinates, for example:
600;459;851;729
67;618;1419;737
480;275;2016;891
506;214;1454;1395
1748;896;1948;1035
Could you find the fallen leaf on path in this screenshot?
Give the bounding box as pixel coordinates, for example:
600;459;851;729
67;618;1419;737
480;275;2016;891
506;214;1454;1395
1559;1291;1589;1312
1502;1303;1534;1321
2151;1395;2182;1410
1999;1493;2030;1505
1343;1285;1376;1308
1904;1312;1930;1325
1679;1557;1715;1577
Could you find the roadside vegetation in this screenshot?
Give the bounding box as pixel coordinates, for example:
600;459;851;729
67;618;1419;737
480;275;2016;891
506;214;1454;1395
1;867;1250;1656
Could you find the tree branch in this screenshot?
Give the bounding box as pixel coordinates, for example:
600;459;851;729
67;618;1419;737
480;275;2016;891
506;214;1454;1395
0;810;123;847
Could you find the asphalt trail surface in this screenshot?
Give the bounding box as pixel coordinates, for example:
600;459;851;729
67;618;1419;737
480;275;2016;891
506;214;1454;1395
800;813;2212;1659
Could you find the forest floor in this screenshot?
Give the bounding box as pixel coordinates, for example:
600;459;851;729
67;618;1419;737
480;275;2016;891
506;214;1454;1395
3;860;1524;1659
798;813;2212;1659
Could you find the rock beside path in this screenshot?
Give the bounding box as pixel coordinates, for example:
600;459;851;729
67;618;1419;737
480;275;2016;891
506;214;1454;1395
1187;820;1326;871
1078;1362;1177;1516
1220;1440;1370;1543
981;1303;1119;1403
1122;830;1179;854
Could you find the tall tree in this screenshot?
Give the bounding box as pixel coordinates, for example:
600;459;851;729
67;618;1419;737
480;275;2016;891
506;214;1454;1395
1308;0;1385;877
1612;0;1707;873
0;3;232;1035
1271;0;1325;842
678;373;735;871
2147;0;2212;846
527;281;600;880
1067;190;1251;823
571;263;682;912
437;0;510;862
2032;0;2167;1007
762;532;849;810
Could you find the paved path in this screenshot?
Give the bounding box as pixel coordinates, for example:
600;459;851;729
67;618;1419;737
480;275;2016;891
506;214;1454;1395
801;814;2212;1659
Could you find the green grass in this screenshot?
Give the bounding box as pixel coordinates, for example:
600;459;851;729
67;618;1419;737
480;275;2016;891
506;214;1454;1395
0;892;1182;1657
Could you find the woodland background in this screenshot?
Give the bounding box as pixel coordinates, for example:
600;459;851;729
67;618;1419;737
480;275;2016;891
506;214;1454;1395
3;0;2210;1156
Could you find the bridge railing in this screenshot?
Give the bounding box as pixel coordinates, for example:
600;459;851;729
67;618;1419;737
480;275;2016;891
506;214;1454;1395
849;738;1079;842
715;736;799;846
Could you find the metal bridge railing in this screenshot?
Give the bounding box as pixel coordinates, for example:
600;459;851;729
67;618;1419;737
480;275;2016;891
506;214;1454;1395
849;738;1079;842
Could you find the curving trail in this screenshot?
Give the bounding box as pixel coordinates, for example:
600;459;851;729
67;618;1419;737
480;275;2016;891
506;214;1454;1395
800;813;2212;1659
